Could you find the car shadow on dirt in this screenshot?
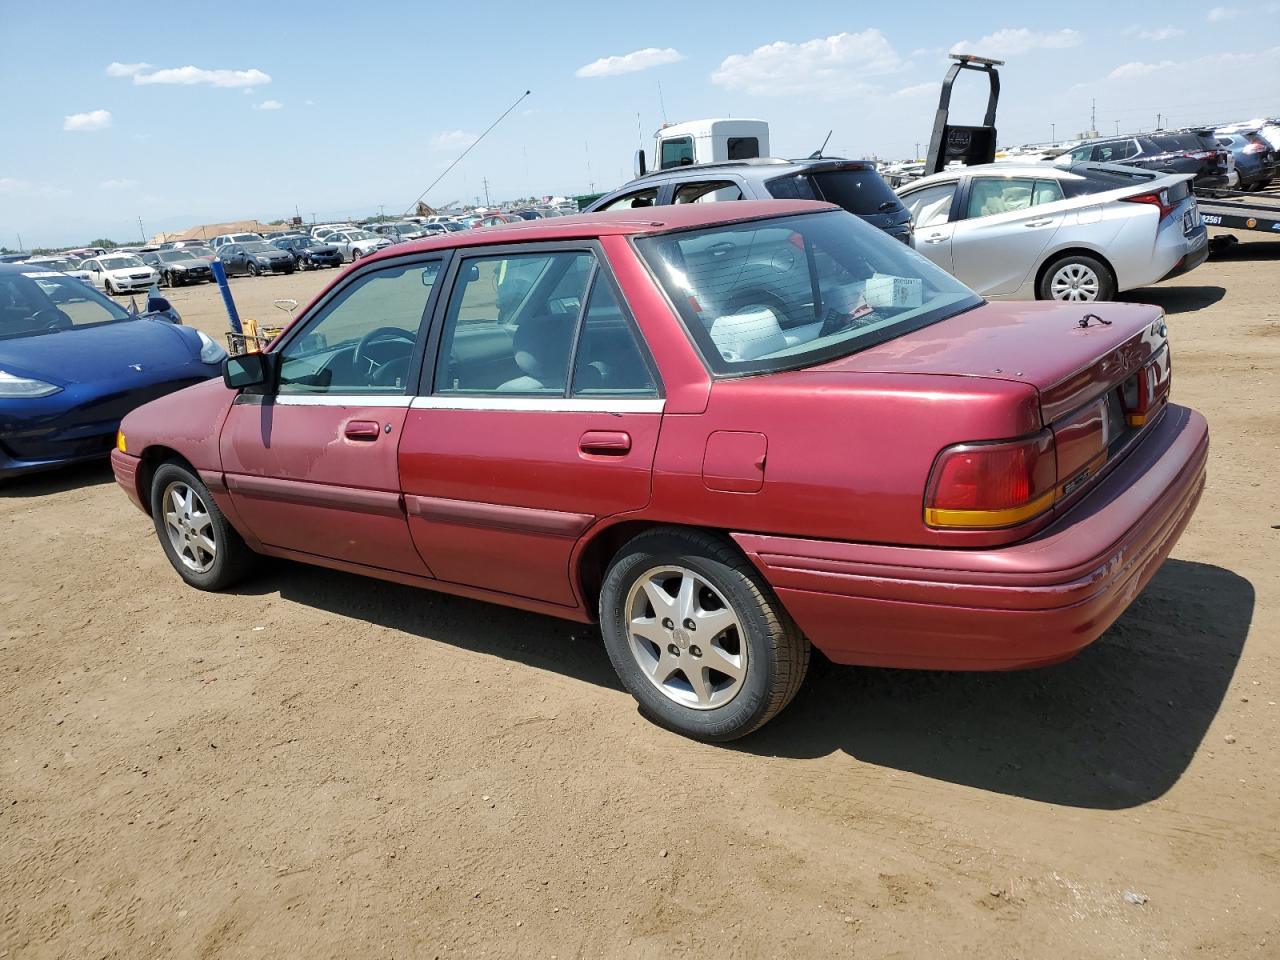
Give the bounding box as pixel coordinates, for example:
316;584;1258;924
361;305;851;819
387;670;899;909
739;559;1253;809
232;562;623;689
1209;238;1280;262
1121;285;1225;314
0;460;115;498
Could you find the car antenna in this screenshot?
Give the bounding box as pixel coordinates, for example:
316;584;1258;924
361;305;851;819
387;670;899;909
809;130;833;159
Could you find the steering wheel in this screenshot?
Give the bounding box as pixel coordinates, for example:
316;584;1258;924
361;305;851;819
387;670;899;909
32;308;72;332
353;326;416;378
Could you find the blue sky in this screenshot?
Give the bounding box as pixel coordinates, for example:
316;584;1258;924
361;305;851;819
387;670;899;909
1;0;1277;247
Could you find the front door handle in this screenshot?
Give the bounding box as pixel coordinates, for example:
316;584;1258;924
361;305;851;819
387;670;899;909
344;420;382;441
924;233;948;244
1025;218;1054;227
579;430;631;455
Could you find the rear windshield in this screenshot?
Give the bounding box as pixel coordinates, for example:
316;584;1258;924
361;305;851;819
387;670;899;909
635;210;981;376
767;168;902;215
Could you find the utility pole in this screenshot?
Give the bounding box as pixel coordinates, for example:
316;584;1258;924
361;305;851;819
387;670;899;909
16;232;24;253
1156;112;1162;130
1090;98;1096;134
137;216;146;242
1050;123;1056;143
1115;120;1120;135
585;141;594;193
482;177;491;207
915;142;920;160
378;204;385;219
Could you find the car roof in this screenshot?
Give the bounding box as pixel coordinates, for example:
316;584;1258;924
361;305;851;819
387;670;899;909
359;199;837;266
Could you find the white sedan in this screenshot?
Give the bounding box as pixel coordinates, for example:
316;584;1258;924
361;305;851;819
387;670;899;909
79;254;160;296
324;229;392;262
897;162;1209;301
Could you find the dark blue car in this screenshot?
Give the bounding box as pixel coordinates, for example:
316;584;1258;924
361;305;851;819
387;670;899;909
0;264;225;478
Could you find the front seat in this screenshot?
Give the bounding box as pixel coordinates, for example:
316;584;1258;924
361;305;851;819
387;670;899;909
497;314;576;392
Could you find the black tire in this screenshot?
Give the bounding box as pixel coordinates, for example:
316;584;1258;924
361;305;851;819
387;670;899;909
1037;252;1116;302
247;262;259;278
599;528;810;742
150;461;257;591
105;279;117;296
351;248;362;261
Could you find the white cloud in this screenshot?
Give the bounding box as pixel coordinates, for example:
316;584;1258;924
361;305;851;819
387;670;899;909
430;129;478;151
304;99;315;106
99;178;138;190
575;47;684;78
1207;6;1240;21
0;177;70;198
106;61;150;78
242;88;255;96
949;28;1082;58
63;109;112;132
1123;25;1185;40
712;30;903;98
253;99;284;111
893;81;939;98
107;63;270;88
1107;60;1176;80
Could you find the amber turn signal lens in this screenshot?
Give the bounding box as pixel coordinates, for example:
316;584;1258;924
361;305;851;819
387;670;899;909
116;431;126;453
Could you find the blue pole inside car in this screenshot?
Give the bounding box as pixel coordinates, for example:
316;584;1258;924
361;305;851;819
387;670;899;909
210;259;242;334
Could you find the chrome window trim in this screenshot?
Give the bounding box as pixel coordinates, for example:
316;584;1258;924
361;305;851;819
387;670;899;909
271;394;416;408
409;396;665;414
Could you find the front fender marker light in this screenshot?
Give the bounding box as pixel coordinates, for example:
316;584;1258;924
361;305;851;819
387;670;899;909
924;430;1057;529
116;431;127;453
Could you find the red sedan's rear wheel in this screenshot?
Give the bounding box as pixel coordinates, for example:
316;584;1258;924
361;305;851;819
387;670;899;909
599;528;809;741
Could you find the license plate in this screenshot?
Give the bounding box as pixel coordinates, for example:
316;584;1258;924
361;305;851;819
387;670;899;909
1184;205;1201;234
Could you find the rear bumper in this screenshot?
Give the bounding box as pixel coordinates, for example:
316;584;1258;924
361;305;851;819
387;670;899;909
734;404;1208;670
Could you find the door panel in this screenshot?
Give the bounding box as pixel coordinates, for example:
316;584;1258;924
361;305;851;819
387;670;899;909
220;398;428;574
399;403;661;605
951;177;1062;296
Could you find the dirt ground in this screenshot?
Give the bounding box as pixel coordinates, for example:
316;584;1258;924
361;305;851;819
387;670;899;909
2;234;1278;959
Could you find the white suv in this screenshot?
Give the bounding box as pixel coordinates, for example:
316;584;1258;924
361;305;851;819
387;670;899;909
210;232;264;250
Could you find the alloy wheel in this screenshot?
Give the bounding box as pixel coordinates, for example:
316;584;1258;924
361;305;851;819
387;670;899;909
1049;262;1101;301
161;481;216;574
624;565;747;710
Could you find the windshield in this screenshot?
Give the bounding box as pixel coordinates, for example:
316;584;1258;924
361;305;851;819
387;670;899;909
4;271;134;340
32;259;78;271
768;168;902;216
635;210;982;376
241;242;276;254
158;251;193;263
349;231;376;240
100;255;144;270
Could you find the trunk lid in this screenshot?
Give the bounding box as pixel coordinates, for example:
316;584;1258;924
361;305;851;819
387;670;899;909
812;300;1168;424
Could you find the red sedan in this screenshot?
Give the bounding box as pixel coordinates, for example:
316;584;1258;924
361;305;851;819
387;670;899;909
111;200;1207;741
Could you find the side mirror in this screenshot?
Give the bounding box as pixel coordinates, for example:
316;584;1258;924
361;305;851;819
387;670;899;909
634;148;647;179
147;294;172;314
222;351;279;390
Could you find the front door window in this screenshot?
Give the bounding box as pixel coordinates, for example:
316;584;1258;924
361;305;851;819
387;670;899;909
277;261;440;395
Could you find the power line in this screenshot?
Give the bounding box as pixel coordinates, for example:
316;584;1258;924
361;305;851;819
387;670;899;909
402;89;531;216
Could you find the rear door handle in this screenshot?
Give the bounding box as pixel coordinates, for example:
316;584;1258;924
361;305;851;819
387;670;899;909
1025;218;1054;227
579;430;631;455
924;233;948;244
344;420;382;441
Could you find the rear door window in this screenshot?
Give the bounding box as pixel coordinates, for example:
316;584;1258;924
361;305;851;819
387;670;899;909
1031;179;1065;205
672;181;744;204
964;178;1035;218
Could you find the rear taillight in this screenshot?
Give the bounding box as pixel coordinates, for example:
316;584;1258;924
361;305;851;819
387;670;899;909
1122;345;1172;427
1243;141;1267;155
924;430;1057;529
1124;189;1176;219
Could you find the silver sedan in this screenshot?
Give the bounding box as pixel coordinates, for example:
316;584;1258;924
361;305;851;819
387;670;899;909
897;162;1209;301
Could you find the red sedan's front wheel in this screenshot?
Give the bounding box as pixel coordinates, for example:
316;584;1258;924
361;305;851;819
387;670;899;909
150;462;257;591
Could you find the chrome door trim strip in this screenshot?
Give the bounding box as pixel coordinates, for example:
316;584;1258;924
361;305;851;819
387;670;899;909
409;396;665;414
270;394;416;408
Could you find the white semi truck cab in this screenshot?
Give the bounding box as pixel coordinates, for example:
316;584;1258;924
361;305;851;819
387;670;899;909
637;119;771;176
